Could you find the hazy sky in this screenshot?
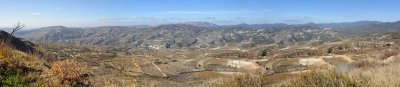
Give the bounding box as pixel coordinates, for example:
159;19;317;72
0;0;400;28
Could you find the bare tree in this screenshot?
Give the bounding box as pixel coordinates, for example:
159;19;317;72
10;21;25;35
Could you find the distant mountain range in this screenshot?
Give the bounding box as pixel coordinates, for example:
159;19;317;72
181;21;400;35
221;21;400;35
14;21;400;49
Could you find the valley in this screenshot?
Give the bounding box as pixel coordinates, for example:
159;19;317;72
6;22;400;86
2;0;400;87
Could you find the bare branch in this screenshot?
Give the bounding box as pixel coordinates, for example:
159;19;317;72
10;21;25;35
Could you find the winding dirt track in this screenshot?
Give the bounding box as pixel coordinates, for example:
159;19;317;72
152;62;167;77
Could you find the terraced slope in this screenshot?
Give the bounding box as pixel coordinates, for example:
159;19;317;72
141;62;195;77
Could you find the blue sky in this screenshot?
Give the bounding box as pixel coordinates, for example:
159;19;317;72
0;0;400;28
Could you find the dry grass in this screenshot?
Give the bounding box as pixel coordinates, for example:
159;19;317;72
0;34;91;86
102;77;121;87
351;63;400;86
380;51;398;60
0;41;43;70
0;42;12;60
214;73;265;87
261;73;303;86
43;59;88;86
287;62;400;87
352;58;383;68
287;70;370;87
197;71;225;79
0;40;48;86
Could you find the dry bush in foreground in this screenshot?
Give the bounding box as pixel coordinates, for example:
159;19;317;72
380;51;398;60
0;42;12;59
44;59;88;86
287;70;370;87
352;58;383;68
352;63;400;86
214;73;265;87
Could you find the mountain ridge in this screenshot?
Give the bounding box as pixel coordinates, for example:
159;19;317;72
15;23;339;49
14;20;400;49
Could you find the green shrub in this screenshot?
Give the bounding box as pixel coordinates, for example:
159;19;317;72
0;70;29;87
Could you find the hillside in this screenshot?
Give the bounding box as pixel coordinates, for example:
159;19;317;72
0;30;91;86
0;30;37;53
16;23;340;49
16;21;400;49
